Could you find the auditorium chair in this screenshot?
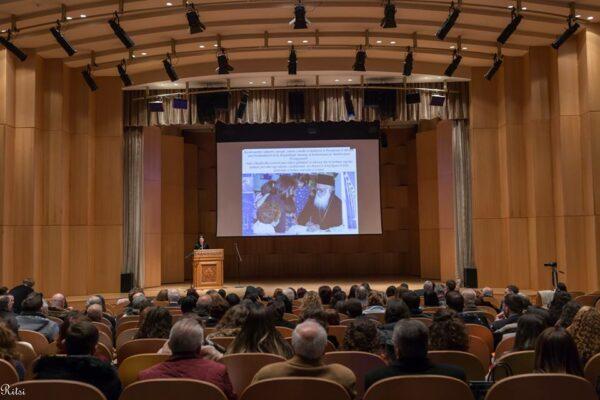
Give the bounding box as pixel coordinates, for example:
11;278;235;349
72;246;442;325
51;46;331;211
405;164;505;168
340;319;355;326
494;336;516;360
116;320;139;337
152;300;169;307
275;326;294;337
283;313;299;322
0;358;19;385
18;330;49;355
482;296;501;310
220;353;286;395
101;317;113;328
98;331;114;351
363;375;474;400
204;327;217;336
323;351;386;398
118;353;170;388
47;316;63;326
484;373;596;400
120;378;227;400
412;317;432;328
475;307;497;325
211;336;235;350
328;325;348;346
171;314;182;324
117;315;140;326
364;313;385;324
241;377;350;400
468;335;491;369
95;342;114;362
428;351;487;381
422;307;443;314
466;324;494;353
108;303;126;317
490;350;535;381
116;328;138;349
93;322;113;339
584;353;600;389
284;337;336;352
43;340;60;356
575;294;600;307
116;338;167;365
13;380;107;400
15;342;37;371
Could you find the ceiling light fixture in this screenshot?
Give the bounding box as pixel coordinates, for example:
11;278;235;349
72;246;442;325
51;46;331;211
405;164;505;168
552;4;580;49
109;11;135;49
380;0;397;28
497;1;523;44
117;59;133;87
353;46;367;71
186;1;206;34
82;64;98;91
288;46;298;75
436;0;461;41
217;47;234;74
50;20;77;56
162;53;179;81
0;30;27;61
485;46;504;80
290;1;310;29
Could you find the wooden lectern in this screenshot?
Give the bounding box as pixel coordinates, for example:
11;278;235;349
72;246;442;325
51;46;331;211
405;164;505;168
193;249;224;288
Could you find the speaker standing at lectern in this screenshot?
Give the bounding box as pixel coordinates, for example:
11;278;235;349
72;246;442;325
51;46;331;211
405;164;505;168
194;235;210;250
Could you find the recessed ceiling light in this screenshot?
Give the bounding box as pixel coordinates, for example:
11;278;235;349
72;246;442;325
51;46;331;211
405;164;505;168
334;79;340;82
173;83;179;86
521;7;527;10
587;16;594;20
302;40;308;43
347;78;353;82
66;16;73;20
213;44;218;47
141;52;147;55
450;45;456;49
376;40;382;44
390;41;396;44
80;14;87;18
261;81;267;84
508;5;514;9
199;44;205;48
249;81;254;84
166;2;173;6
462;47;468;50
132;54;136;58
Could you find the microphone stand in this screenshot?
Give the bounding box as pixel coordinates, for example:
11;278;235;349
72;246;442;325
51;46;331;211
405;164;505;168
234;242;244;288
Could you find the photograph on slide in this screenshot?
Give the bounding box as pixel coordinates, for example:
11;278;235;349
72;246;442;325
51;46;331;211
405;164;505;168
241;147;358;236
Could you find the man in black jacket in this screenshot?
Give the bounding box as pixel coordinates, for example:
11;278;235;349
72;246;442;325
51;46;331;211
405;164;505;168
8;278;35;314
365;319;466;390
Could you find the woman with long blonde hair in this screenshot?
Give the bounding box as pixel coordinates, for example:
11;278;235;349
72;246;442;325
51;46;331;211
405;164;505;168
300;291;322;312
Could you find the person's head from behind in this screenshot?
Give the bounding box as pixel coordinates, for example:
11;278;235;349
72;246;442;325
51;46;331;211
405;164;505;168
217;304;249;330
0;295;14;312
86;304;103;322
482;287;494;297
367;292;384;307
301;291;322;311
155;289;168;302
356;286;368;302
557;301;581;328
385;300;410;324
445;290;465;313
50;293;67;309
393;319;429;360
65;320;99;356
423;281;434;291
180;296;197;314
296;287;307;299
400;290;420;311
318;286;332;305
445;280;457;292
267;300;286;322
535;326;582;376
231;306;287;355
299;307;330;331
385;286;397;299
138;306;172;339
167;289;180;304
556;282;567;292
423;289;439;307
225;293;241;307
292;320;327;361
548;290;572;325
348;285;358;299
128;287;144;303
330;290;346;309
0;287;7;296
505;285;519;295
169;318;204;357
196;295;212;316
0;322;18;358
462;289;477;309
22;278;35;288
567;306;600;364
21;292;43;313
343;317;380;353
209;294;230;321
429;310;469;351
186;288;199;301
514;313;547;351
504;293;525;317
344;298;363;318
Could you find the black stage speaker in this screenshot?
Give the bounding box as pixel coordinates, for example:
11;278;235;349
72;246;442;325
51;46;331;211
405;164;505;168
120;273;133;293
464;268;478;288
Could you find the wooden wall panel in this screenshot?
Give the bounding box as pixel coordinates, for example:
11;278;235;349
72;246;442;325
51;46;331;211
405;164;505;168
142;127;162;288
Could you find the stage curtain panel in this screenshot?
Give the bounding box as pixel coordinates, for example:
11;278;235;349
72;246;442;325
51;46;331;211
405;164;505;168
123;82;469;127
453;119;473;279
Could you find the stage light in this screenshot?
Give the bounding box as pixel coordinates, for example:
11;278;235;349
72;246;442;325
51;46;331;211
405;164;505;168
380;0;397;29
552;15;580;49
430;94;446;106
81;64;98;91
235;92;249;120
436;1;461;41
444;49;462;77
108;12;135;49
117;59;133;87
217;47;234;74
290;1;310;29
484;52;504;80
343;90;355;120
353;46;366;72
0;30;27;61
403;47;414;77
405;92;421;104
497;7;523;44
173;98;188;109
148;101;164;112
162;53;179;81
185;2;206;34
288;46;297;75
50;20;77;56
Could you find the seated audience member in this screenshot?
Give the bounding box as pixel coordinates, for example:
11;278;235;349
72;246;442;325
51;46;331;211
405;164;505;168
34;320;121;400
276;293;293;314
86;304;103;322
209;294;230;322
243;286;260;303
227;307;293;358
167;289;181;306
525;306;552;327
344;298;363;319
365;319;466;391
218;289;227;299
299;307;339;349
225;293;241;307
207;305;249;341
86;295;116;329
512;314;547;352
138;318;235;400
325;309;341;327
505;285;519;295
415;281;433;297
356;286;369;308
135;307;172;339
330;291;347;310
445;290;488;328
423;288;440;307
379;300;410;360
364;292;386;314
475;287;499;311
534;326;583;376
401;290;428;318
445;280;457;293
284;287;296;302
318;286;333;306
267;299;295;329
343;317;381;354
256;287;270;302
547;290;572;327
16;292;59;342
180;296;197;315
0;287;7;296
385;285;397;299
48;293;69;320
348;284;359;299
492;293;525;345
196;295;218;327
252;320;356;399
123;295;151;316
9;278;35;314
0;296;18;337
567;306;600;365
186;288;200;301
556;301;581;328
429;310;469;351
0;322;25;380
399;282;409;290
155;289;169;302
296;287;307;299
300;291;323;312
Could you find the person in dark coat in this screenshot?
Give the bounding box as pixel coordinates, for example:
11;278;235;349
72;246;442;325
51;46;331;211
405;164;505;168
298;174;342;231
8;278;35;314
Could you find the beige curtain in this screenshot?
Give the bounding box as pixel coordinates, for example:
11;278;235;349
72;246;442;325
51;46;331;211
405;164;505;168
453;119;473;281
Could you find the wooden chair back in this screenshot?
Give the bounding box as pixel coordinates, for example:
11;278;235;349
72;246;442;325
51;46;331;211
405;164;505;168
428;350;487;381
118;353;170;388
116;328;138;349
98;331;113;351
340;319;355;327
117;315;140;326
466;324;494;353
364;313;385;324
116;320;139;337
117;338;167;365
95;341;114;362
0;358;19;385
241;377;350;400
15;341;37;370
13;380;107;400
574;295;600;307
92;321;113;339
100;317;113;328
120;378;227;400
484;373;596;400
18;330;48;355
364;375;474;400
494;336;516;360
323;351;386;398
584;352;600;388
482;297;500;309
491;350;535;381
283;313;299;322
275;326;294;337
468;335;491;369
422;307;444;314
211;336;235;350
47;316;64;325
220;353;286;395
328;325;348;347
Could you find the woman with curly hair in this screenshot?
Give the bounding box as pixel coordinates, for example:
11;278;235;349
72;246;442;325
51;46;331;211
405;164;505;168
342;317;381;354
300;291;323;312
0;322;25;379
206;304;249;340
135;307;172;339
567;306;600;365
428;310;469;351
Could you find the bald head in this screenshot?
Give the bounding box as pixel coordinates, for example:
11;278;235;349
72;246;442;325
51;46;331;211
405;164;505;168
50;293;66;309
292;320;327;360
462;289;476;308
86;304;103;322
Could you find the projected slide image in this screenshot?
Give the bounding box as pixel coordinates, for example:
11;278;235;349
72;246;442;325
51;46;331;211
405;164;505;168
241;147;358;236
